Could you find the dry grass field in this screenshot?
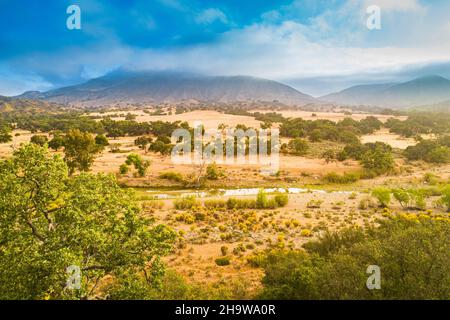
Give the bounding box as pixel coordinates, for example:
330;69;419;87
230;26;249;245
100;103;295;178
1;110;448;294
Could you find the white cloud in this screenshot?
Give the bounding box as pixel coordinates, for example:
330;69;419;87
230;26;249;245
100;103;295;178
195;8;228;25
364;0;423;12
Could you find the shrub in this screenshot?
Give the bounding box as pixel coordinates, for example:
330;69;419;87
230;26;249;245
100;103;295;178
206;163;224;180
220;246;228;256
358;197;374;210
439;185;450;212
145;200;164;209
174;213;195;224
204;199;227;209
256;189;268;209
423;173;439;185
392;189;411;208
125;153;151;177
361;147;395;175
215;257;231;266
300;229;312;237
30;135;48;146
274;194;289;207
160;171;184;183
287;138;309;155
226;198;257;209
260;216;450;300
323;172;359;184
173;196;199;210
307;199;323;208
95;134;109;147
119;164;129;174
371;187;391;207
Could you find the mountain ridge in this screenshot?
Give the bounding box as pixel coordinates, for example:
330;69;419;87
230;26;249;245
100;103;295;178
320;75;450;108
16;70;317;107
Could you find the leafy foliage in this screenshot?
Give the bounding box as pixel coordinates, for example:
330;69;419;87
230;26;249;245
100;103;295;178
260;216;450;299
0;144;176;299
63;129;102;175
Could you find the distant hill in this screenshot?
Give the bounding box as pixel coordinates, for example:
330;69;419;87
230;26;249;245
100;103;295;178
321;75;450;108
0;96;65;113
17;70;317;107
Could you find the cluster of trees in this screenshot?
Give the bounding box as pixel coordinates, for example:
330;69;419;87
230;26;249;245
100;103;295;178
338;142;395;175
279;116;382;144
0;144;176;299
43;129;108;175
404;136;450;164
260;216;449;299
385;113;450;137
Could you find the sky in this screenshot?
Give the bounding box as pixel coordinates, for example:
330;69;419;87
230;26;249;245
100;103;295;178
1;0;450;96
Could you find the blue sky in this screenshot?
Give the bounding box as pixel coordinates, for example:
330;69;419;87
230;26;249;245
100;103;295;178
1;0;450;96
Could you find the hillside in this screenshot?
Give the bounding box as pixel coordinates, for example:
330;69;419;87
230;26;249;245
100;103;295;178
17;71;317;107
321;76;450;108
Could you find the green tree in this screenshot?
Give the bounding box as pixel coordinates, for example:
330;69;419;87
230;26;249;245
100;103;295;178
134;136;152;152
361;147;394;175
63;129;101;175
125;153;151;177
48;133;65;151
0;125;12;143
287;138;309;156
95;134;109;148
0;144;176;299
30;134;48;146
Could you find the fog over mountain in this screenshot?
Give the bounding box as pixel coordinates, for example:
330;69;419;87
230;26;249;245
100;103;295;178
321;76;450;108
16;70;317;107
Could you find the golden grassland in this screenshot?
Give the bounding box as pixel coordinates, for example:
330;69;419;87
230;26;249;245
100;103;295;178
1;110;449;293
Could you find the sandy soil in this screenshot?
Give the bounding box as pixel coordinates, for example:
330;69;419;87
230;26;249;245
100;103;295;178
250;109;407;123
361;128;417;149
89;110;262;130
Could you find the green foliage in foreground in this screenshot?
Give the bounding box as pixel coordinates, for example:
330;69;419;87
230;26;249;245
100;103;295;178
0;144;176;300
260;216;450;300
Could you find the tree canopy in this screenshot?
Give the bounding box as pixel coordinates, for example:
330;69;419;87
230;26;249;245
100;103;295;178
0;144;176;299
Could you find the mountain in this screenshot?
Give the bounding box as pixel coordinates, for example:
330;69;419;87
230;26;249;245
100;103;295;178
0;96;66;113
17;70;317;106
321;75;450;108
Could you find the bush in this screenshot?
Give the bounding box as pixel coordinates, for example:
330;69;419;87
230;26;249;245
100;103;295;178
215;257;231;266
95;134;109;147
323;172;359;184
371;187;391;207
30;135;48;146
226;198;257;209
220;246;228;256
439;185;450;212
173;196;199;210
204;199;227;209
206;163;223;180
392;188;411;208
256;189;268;209
119;164;129;174
125;153;151;177
260;216;450;300
287;138;309;155
145;200;164;209
274;194;289;207
160;171;184;183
